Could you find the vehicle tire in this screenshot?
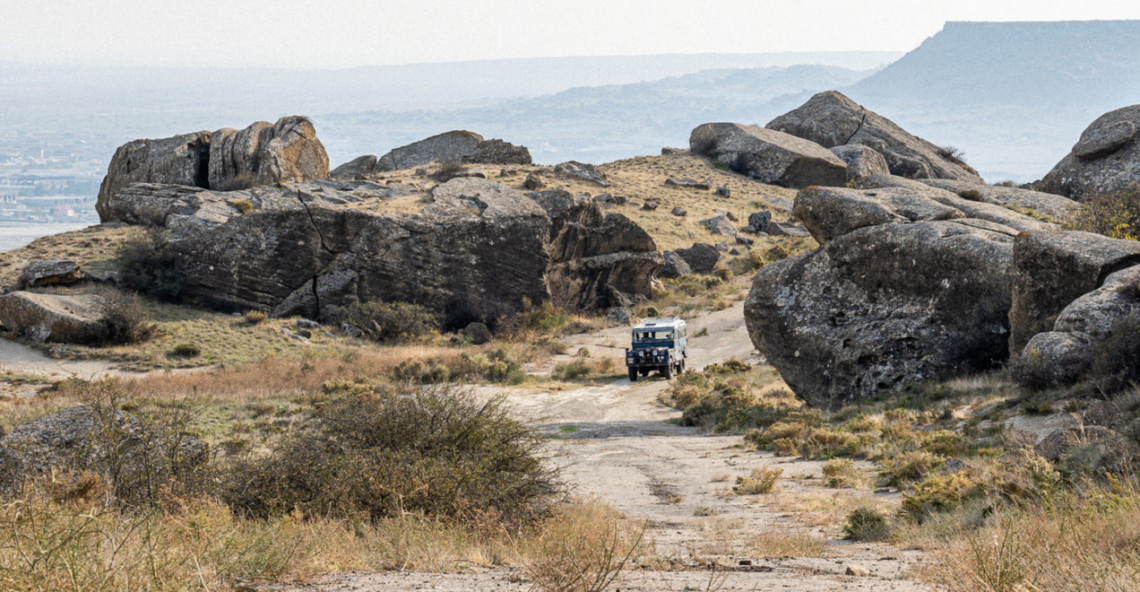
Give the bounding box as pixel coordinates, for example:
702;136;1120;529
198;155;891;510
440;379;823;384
629;367;638;383
678;359;685;375
664;364;673;380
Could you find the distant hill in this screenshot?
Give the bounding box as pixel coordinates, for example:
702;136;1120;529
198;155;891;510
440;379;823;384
844;21;1140;181
317;65;875;165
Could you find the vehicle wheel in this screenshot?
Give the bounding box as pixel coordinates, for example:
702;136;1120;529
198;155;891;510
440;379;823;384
628;367;638;383
678;359;686;375
664;364;673;380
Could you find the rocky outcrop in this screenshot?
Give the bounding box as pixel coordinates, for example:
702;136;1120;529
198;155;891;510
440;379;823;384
918;178;1081;222
675;243;720;274
859;175;1056;233
0;292;107;344
830;145;890;182
745;183;1050;408
104;178;660;319
463;139;532;165
1039;105;1140;200
1009;231;1140;353
527;190;661;309
768;91;983;183
554;161;611;187
700;215;738;237
689;123;848;189
97;117;330;223
376;131;485;172
97;131;212;221
208;116;330;190
330;155;379;180
16;260;84;289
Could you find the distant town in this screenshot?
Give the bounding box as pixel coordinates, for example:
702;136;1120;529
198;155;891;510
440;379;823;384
0;128;102;249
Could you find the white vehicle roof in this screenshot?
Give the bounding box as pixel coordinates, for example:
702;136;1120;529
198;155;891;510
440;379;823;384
633;317;686;330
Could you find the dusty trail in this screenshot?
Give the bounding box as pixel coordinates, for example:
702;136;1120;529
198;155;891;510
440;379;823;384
294;301;933;591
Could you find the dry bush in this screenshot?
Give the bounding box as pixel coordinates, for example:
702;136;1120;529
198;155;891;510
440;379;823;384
96;289;156;344
222;384;560;525
822;458;862;488
924;485;1140;592
522;500;644;592
1066;184;1140;240
244;310;268;325
749;530;828;558
843;506;891;542
434;158;467;182
734;467;782;495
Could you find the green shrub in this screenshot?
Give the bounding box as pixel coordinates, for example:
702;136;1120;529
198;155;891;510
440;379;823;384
880;450;946;487
117;228;184;301
168;343;201;358
222;384;560;525
337;300;439;342
843;507;891;541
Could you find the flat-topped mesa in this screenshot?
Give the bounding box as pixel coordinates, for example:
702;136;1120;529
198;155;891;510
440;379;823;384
745;182;1056;409
96;116;330;222
768;90;983;183
106;177;659;320
689;122;848;189
1038;104;1140;200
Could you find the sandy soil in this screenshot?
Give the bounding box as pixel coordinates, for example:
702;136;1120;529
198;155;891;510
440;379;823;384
284;301;934;592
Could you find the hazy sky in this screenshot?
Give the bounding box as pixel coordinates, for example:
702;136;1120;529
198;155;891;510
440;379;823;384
3;0;1140;68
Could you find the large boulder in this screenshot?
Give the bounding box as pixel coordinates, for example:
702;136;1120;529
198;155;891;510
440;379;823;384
97;117;331;223
15;260;84;289
658;251;693;279
208;116;330;190
104;178;660;319
0;292;107;344
554;161;611;187
375;131;485;172
830;145;890;182
674;243;721;274
1022;265;1140;383
96;131;212;221
918;179;1081;222
526;190;662;309
1008;231;1140;353
463;139;533;165
859;175;1056;234
745;184;1048;408
330;155;379;180
690;123;847;188
768;91;983;183
1038;105;1140;200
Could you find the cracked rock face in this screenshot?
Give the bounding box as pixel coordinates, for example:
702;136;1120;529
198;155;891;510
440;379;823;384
768;91;983;183
689;123;848;189
97;116;330;222
1038;104;1140;200
111;178;658;319
745;184;1044;408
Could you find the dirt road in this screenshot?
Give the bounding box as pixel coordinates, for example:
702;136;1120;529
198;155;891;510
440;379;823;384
292;301;933;591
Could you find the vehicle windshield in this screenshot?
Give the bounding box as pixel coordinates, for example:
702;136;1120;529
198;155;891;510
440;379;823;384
633;330;674;345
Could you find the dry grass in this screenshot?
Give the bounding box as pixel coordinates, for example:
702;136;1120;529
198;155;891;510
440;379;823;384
0;482;641;592
733;467;782;495
748;530;828;558
922;485;1140;592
